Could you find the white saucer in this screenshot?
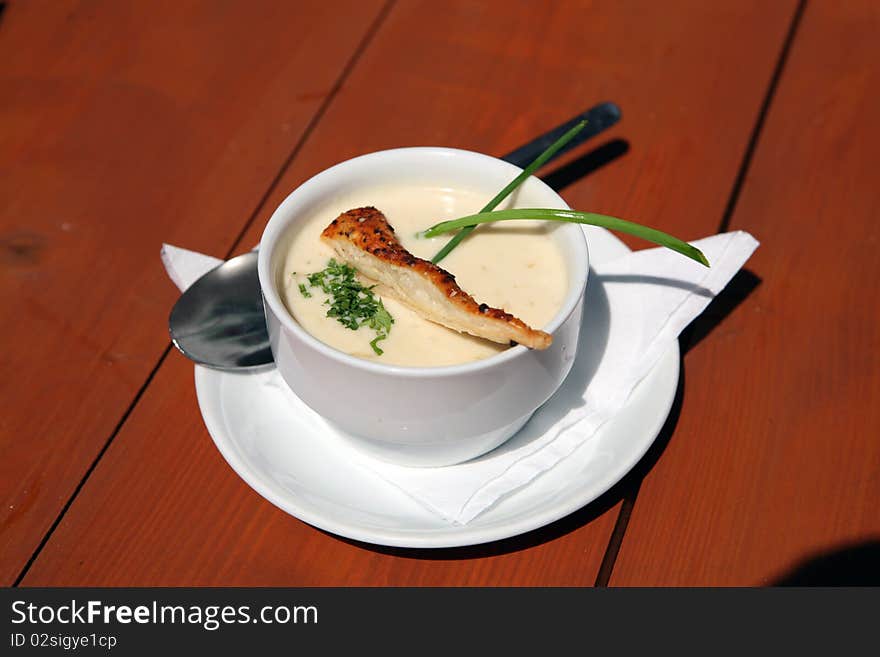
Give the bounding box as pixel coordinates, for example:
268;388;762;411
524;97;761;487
194;227;680;548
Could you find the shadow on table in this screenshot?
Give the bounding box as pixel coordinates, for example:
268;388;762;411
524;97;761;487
680;268;762;353
772;540;880;586
541;139;630;192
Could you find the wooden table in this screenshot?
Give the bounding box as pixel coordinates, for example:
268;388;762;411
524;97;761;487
3;0;878;587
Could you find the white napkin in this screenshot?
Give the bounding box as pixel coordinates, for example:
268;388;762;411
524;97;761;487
162;230;758;524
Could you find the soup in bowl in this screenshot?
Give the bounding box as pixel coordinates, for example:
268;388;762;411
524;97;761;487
258;147;588;466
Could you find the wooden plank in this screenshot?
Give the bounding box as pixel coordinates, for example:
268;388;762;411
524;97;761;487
0;0;388;585
611;0;880;586
20;0;797;586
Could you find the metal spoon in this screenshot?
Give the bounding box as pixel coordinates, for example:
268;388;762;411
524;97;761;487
169;250;272;371
169;102;621;370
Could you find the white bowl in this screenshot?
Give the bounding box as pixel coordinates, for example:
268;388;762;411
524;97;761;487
258;147;588;466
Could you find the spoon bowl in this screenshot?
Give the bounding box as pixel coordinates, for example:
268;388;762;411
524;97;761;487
168;251;273;370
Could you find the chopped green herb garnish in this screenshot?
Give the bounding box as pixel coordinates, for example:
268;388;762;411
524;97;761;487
298;259;394;355
369;335;386;356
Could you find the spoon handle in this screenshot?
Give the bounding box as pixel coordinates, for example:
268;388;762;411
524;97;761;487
501;101;621;169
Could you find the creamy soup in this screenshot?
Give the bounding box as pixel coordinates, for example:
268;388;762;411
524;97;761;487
280;183;568;367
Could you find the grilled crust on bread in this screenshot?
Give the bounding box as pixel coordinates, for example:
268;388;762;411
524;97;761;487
320;206;552;350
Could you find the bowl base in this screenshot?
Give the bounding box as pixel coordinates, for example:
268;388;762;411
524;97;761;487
325;412;535;468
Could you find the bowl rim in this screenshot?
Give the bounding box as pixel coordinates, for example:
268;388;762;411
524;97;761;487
257;146;589;379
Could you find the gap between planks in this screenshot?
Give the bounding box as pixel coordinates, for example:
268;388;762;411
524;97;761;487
593;0;809;588
12;0;397;588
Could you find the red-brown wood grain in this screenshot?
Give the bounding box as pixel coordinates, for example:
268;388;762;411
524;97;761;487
611;0;880;585
18;1;797;586
0;0;387;584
